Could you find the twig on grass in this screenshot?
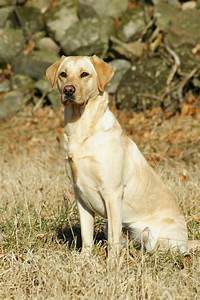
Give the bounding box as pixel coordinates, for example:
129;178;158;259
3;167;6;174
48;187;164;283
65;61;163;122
178;68;198;102
165;45;181;86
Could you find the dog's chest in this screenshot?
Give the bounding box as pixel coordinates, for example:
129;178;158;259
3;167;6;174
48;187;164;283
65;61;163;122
66;142;106;217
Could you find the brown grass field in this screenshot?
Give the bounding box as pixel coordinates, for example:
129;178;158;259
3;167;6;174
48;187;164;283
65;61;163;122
0;105;200;299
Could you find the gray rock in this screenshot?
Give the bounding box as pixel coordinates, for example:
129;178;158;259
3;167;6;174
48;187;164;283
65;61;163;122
35;78;60;107
35;78;51;94
107;59;131;94
192;76;200;89
11;74;35;92
155;2;200;80
155;3;200;47
0;28;25;65
46;5;78;43
36;37;60;54
153;0;180;6
78;0;128;19
25;0;50;13
0;79;10;92
0;90;28;120
176;45;200;73
116;55;170;111
61;18;114;56
117;8;145;42
47;90;60;108
0;75;34;119
16;0;27;4
111;37;146;60
0;6;13;28
12;50;59;80
0;0;13;6
14;6;44;37
182;1;196;10
155;3;180;32
32;30;45;39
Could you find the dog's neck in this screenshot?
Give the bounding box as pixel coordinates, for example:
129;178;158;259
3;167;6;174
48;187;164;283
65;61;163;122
64;92;110;143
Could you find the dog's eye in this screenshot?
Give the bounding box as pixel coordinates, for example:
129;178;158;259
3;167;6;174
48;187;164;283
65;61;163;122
60;71;67;78
80;72;89;78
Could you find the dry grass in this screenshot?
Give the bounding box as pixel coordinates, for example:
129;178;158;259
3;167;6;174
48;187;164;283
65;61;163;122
0;107;200;299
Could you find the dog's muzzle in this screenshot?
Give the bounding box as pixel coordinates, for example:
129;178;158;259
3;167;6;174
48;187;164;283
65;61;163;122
62;85;76;103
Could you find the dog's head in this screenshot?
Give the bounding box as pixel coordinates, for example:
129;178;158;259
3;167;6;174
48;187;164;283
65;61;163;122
46;55;114;106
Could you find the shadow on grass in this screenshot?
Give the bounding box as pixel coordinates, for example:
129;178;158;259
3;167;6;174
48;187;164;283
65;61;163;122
56;224;106;251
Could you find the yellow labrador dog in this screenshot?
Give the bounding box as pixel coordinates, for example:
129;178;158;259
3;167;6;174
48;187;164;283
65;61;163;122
46;55;198;255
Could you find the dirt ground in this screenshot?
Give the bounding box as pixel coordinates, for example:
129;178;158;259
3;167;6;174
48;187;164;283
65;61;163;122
0;103;200;299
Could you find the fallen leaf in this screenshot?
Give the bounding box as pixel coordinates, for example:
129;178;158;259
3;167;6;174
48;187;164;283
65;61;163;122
181;103;197;116
23;40;35;55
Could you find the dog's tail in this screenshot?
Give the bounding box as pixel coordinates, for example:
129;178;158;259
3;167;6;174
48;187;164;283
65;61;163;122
188;239;200;251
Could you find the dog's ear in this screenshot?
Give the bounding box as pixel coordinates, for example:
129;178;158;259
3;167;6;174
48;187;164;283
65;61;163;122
46;56;66;89
91;55;114;92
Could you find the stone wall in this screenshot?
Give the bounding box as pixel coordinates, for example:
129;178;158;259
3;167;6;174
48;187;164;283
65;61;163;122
0;0;199;118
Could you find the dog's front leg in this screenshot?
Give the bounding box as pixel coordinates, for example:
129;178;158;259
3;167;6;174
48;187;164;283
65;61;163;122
102;189;122;257
77;199;94;254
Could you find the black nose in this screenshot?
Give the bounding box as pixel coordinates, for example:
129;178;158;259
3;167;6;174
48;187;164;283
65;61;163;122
63;85;76;96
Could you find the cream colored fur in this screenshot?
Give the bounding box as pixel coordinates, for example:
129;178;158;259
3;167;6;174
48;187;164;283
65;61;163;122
46;55;199;256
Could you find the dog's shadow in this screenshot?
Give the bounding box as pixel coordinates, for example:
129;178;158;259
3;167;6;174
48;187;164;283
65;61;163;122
56;224;107;251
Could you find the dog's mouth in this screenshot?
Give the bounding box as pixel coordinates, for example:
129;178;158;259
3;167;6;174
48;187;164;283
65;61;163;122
61;93;75;104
